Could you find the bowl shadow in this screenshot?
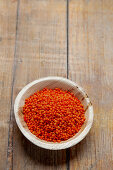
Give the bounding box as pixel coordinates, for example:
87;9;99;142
19;128;89;167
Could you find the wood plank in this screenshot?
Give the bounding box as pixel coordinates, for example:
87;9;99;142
0;0;17;170
69;0;113;170
12;0;67;170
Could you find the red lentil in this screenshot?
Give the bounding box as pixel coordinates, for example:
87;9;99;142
23;88;85;142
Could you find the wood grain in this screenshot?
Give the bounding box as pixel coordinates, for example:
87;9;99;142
69;0;113;170
0;0;113;169
0;0;17;170
12;0;67;170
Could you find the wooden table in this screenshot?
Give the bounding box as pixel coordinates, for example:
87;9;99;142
0;0;113;169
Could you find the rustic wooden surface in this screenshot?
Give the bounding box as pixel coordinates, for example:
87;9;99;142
0;0;112;170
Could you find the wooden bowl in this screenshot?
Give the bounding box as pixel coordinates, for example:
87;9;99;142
14;77;94;150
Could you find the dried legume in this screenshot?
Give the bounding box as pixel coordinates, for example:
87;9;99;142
23;88;85;142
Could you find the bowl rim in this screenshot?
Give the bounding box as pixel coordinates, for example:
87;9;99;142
14;76;94;150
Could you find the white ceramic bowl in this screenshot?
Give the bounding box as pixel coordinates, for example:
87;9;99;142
14;77;94;150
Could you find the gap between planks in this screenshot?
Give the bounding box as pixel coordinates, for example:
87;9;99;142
6;0;20;170
66;0;70;170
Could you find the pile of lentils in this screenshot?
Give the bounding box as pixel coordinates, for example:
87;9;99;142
23;88;85;142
